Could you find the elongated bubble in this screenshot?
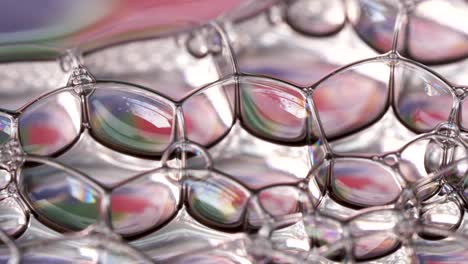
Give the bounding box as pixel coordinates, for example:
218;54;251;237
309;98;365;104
87;83;175;156
185;172;250;229
111;172;180;237
313;61;389;139
20;162;100;231
19;90;81;156
331;158;402;208
240;78;307;144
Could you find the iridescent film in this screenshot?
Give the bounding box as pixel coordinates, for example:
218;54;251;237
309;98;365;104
331;158;402;208
185;173;250;229
20;162;99;231
240;78;307;143
19;90;81;156
87;83;175;156
182;80;236;146
0;115;11;146
313;61;389;138
394;61;454;132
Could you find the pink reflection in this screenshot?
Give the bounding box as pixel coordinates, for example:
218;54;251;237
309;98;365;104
408;0;468;64
0;0;276;55
313;62;389;139
240;80;307;143
332;158;402;207
74;0;242;47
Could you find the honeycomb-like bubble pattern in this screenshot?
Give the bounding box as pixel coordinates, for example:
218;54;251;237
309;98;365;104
1;0;468;263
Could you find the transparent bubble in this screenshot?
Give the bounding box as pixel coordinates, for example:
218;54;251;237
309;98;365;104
19;162;100;231
0;169;11;190
185;171;250;230
214;152;305;190
330;158;402;208
312;60;390;139
408;0;468;64
349;209;401;261
347;0;400;53
424;138;467;174
240;77;308;144
19;90;81;156
348;0;468;64
286;0;345;36
257;186;301;217
186;31;210;59
393;61;454;133
0;197;28;237
111;169;180;237
248;186;310;229
87;83;175;156
459;98;468;131
170;251;252;264
419;196;463;239
400;134;467;202
182;78;236;147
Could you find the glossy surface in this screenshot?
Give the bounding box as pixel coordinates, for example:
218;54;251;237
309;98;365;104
0;169;10;190
349;210;400;260
393;61;454;132
52;130;162;187
237;40;345;87
0;197;28;237
424;138;467;175
87;83;175;156
84;33;229;102
331;158;402;208
19;90;81;156
170;252;250;264
259;186;300;217
182;80;236;146
420;198;463;238
399;138;434;184
286;0;345;36
185;172;250;229
399;135;467;201
408;0;468;64
313;61;389;139
348;0;468;64
240;78;307;143
347;0;400;54
111;172;180;237
20;163;100;231
353;232;400;261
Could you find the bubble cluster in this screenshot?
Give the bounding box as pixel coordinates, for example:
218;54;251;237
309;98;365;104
0;0;468;263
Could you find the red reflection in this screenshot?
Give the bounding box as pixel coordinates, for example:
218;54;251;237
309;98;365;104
29;125;61;146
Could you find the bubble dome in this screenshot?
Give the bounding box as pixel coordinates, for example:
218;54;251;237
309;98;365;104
1;0;468;263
